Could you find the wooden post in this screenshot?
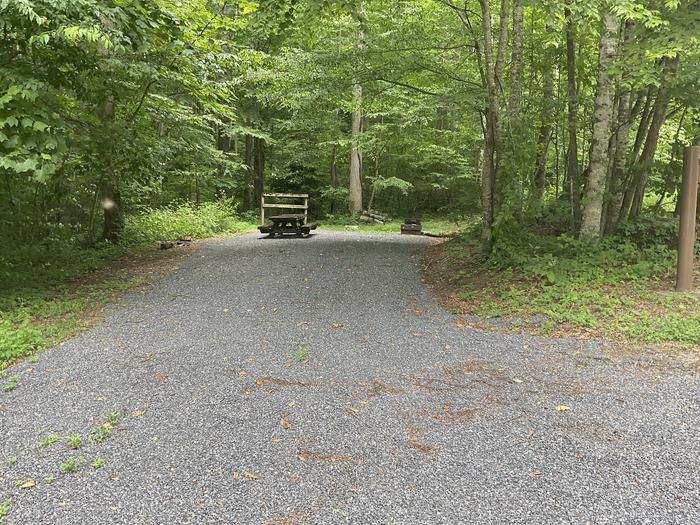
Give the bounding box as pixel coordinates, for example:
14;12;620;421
260;195;265;225
676;145;699;292
304;197;308;224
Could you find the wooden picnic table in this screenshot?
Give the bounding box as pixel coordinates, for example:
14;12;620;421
258;213;318;237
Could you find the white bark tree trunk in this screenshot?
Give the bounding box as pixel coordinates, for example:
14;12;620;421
579;12;619;239
348;83;363;214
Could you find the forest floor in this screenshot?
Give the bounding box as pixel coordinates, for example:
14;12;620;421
1;231;698;524
422;236;700;349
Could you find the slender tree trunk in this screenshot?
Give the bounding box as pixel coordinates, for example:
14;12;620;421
627;57;678;219
604;21;635;234
506;0;524;216
330;144;338;215
348;83;363;214
478;0;501;252
348;2;364;215
564;5;581;231
579;12;618;239
253;137;265;209
244;134;254;209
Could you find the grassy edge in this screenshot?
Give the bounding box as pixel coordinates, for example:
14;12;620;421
420;238;700;352
0;225;257;371
319;218;467;235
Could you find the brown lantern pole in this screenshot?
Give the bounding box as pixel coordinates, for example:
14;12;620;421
676;145;699;292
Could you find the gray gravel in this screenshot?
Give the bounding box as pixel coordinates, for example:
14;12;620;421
1;230;698;524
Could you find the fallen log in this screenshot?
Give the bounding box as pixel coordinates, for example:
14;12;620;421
359;214;384;224
363;210;389;222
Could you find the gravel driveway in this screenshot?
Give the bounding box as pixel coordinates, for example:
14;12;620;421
1;231;698;524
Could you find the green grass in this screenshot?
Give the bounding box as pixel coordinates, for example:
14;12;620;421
441;224;700;346
320;215;473;235
0;201;256;369
2;374;20;392
293;346;309;363
0;498;11;523
59;455;85;474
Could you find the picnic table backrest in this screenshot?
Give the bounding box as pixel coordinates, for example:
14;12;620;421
261;193;308;225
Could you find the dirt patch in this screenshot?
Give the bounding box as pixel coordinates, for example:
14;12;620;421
366;379;404;398
297;448;362;465
405;439;437;454
254;377;314;391
432;403;479;424
441;359;507;380
77;243;198;290
410;376;468;393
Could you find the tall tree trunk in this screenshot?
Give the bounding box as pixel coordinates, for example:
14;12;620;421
348;1;364;215
348;83;363;214
244;134;255;209
627;57;677;219
564;5;581;231
604;20;635;234
629;85;656;166
506;0;524;216
330;144;338;215
478;0;501;252
253;137;265;209
579;12;619;239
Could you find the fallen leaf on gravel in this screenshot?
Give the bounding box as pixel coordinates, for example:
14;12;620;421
454;322;466;329
243;471;259;480
413;332;423;337
19;480;36;489
131;410;143;418
348;407;360;414
279;413;292;430
512;378;524;384
529;471;544;477
110;475;120;481
331;322;344;329
288;400;296;407
238;370;248;377
232;472;240;480
555;405;571;412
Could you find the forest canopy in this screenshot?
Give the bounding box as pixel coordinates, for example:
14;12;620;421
1;0;699;247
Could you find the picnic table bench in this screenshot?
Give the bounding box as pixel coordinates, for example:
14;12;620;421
258;213;317;237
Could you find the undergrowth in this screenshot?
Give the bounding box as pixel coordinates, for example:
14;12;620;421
0;200;255;368
444;216;700;346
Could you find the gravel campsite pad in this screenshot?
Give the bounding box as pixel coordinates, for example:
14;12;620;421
1;231;698;524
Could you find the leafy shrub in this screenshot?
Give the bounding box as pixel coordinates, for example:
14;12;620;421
616;215;680;249
123;199;252;245
0;314;43;365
